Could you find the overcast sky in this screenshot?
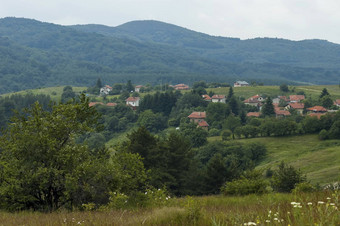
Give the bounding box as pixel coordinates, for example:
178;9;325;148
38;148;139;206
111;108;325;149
1;0;340;44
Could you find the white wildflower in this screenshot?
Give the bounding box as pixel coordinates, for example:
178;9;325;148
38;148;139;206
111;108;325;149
307;202;312;205
318;201;325;204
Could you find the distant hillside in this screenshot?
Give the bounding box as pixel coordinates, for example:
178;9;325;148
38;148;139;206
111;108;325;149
0;17;340;93
73;20;340;69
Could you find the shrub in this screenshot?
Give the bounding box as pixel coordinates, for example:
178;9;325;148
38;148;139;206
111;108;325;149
272;161;306;192
208;128;220;137
221;129;232;140
318;129;329;140
292;182;316;193
221;170;270;196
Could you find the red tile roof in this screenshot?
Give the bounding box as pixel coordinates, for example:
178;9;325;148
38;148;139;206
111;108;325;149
247;112;261;117
135;85;143;88
202;94;212;100
198;120;209;127
308;113;326;119
126;97;140;102
306;106;327;112
89;102;104;107
212;95;226;99
289;102;305;109
188;111;206;119
106;103;117;107
275;109;291;116
334;99;340;105
289;95;305;102
279;96;289;102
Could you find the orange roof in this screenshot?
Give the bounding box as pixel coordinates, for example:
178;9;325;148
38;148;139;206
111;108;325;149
306;106;327;112
188;111;206;119
275;109;291;116
126;97;140;102
106;103;117;107
289;95;305;102
279;96;289;102
247;112;261;117
308;113;326;119
202;95;211;100
105;85;112;89
334;99;340;105
212;95;226;99
135;85;143;88
89;102;104;107
289;102;304;109
198;120;209;127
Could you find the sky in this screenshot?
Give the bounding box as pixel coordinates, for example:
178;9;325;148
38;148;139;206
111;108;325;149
1;0;340;44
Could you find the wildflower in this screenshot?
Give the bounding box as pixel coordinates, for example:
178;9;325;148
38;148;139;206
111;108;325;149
327;197;331;200
265;220;270;223
330;203;335;206
145;192;147;195
307;202;312;205
77;222;81;225
274;218;278;221
318;201;325;204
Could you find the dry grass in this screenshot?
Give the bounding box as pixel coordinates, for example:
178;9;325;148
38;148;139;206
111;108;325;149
0;192;338;225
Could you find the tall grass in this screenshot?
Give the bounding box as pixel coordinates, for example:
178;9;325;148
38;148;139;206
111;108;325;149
0;191;338;225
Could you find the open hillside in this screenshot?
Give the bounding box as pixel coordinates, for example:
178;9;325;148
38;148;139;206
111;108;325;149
0;18;340;93
209;134;340;185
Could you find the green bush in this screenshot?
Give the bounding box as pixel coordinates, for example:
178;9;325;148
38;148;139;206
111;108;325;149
221;170;270;196
272;161;306;193
292;182;316;193
319;129;329;140
208;128;220;137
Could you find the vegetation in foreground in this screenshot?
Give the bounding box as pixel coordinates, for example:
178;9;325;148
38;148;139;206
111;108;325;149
0;191;338;225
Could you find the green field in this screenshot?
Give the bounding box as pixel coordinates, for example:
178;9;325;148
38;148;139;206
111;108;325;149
208;85;340;99
0;86;88;101
209;134;340;185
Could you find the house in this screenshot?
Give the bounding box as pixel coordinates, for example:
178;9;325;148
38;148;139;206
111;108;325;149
289;95;305;103
247;112;261;117
273;96;289;104
211;95;226;103
174;84;189;90
275;108;291;118
106;103;117;107
306;106;327;113
334;99;340;107
126;97;140;107
286;102;304;115
243;94;264;108
202;95;212;102
308;113;326;119
234;81;249;87
100;85;112;96
135;85;144;92
89;102;104;107
188;111;209;130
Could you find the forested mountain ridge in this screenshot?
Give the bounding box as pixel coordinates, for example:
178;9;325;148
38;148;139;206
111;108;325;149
0;17;340;94
72;20;340;69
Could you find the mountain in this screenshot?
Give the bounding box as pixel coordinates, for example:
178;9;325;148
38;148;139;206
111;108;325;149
72;20;340;69
0;17;340;94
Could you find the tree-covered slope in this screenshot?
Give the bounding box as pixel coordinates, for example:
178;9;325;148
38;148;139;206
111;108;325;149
73;20;340;69
0;17;340;94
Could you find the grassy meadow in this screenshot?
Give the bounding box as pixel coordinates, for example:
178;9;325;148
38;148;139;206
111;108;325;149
0;86;87;101
0;191;338;225
209;134;340;185
208;85;340;99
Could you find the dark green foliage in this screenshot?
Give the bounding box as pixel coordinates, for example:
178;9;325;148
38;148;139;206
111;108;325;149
137;110;168;132
272;161;306;193
206;102;230;125
139;91;178;116
279;84;289;92
180;122;208;148
61;86;76;102
227;87;234;101
0;95;120;211
321;95;334;108
126;80;134;92
261;97;275;117
221;129;232;140
328;120;340;139
320;88;330;98
228;96;239;115
1;18;340;94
